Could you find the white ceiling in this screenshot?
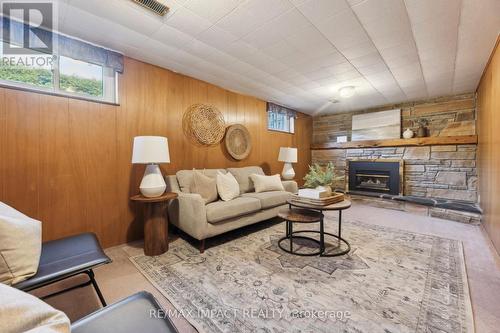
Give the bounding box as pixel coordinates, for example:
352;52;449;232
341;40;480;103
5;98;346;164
54;0;499;115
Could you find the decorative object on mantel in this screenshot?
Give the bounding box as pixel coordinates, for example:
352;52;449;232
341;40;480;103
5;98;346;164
351;109;401;141
278;147;298;180
182;104;226;145
416;118;429;137
298;162;345;205
403;128;414;139
225;124;252;160
132;136;170;198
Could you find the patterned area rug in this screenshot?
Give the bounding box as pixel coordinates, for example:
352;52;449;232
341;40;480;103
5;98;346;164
130;219;474;333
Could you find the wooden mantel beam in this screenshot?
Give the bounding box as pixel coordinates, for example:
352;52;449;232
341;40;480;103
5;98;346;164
311;135;478;150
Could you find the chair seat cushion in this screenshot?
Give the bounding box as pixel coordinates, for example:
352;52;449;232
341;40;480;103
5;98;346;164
0;202;42;285
72;292;178;333
13;233;111;291
242;191;291;209
206;197;261;224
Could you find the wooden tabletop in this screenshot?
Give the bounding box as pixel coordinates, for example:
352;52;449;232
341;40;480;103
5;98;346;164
130;192;178;203
287;199;351;211
278;208;323;223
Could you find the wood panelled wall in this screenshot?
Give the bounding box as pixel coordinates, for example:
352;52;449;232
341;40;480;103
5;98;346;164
477;36;500;254
0;57;312;248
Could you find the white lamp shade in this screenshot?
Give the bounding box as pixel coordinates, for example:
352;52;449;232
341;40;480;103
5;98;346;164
132;136;170;164
278;147;298;163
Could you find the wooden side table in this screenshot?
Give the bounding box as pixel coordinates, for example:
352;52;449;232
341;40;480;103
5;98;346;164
130;192;178;256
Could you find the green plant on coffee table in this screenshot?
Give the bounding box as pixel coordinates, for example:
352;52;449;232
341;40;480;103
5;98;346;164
303;162;337;188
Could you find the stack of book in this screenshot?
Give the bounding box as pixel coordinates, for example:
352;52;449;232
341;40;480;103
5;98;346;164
291;189;345;206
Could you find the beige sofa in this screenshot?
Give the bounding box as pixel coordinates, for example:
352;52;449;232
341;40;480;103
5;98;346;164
165;166;298;252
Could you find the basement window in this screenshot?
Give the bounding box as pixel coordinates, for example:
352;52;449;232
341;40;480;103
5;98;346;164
0;41;118;103
267;102;296;134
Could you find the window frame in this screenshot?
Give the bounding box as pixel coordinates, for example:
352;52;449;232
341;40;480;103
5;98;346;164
0;44;119;105
267;108;296;134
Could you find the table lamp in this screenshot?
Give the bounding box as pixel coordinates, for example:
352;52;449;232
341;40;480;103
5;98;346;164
278;147;298;180
132;136;170;198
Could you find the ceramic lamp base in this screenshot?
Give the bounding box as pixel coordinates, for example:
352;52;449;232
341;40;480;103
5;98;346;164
139;164;166;198
281;162;295;180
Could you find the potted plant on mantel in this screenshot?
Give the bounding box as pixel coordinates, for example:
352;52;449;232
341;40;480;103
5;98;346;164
416;118;429;137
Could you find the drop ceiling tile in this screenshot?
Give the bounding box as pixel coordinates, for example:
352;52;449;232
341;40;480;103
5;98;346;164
296;0;350;23
216;0;292;38
166;6;213;36
197;26;239;49
151;25;195;49
184;0;243;23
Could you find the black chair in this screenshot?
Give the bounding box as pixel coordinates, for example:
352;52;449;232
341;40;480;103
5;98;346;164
71;291;180;333
13;232;111;306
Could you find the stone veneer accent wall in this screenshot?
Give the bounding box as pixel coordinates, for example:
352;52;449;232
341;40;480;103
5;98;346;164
313;93;475;143
311;94;480;224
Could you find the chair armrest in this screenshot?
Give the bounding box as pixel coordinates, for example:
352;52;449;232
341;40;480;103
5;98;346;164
167;192;208;240
71;291;179;333
282;180;298;194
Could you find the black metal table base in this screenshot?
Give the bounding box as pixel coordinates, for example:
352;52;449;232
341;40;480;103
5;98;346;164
278;230;350;257
279;205;351;257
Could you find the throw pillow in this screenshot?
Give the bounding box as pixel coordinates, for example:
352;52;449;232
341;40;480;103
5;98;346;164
216;171;240;201
0;202;42;285
250;174;285;193
190;170;218;204
0;283;70;333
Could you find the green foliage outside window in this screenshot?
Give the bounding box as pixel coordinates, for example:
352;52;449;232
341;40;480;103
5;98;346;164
0;64;102;97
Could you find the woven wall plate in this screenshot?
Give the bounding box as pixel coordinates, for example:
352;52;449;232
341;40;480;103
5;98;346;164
225;124;252;160
182;104;226;145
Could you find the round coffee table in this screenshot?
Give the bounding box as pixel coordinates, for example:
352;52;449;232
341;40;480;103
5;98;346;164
278;208;324;256
284;199;352;257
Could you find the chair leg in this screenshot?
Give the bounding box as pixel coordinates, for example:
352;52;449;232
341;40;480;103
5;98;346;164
86;270;107;307
199;239;205;254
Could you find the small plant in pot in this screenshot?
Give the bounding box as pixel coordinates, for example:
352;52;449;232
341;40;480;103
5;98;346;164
416;118;429;137
303;162;339;195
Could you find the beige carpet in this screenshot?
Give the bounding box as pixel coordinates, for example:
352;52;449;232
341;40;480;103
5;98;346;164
130;218;474;333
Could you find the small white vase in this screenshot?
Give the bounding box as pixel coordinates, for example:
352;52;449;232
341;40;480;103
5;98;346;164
403;128;414;139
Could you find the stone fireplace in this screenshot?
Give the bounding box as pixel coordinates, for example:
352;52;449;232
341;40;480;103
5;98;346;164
347;160;403;196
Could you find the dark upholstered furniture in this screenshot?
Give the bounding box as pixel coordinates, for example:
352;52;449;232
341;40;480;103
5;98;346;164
71;291;179;333
13;232;111;306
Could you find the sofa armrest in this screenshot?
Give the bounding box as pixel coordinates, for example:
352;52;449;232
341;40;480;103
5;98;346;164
167;192;208;240
282;180;298;194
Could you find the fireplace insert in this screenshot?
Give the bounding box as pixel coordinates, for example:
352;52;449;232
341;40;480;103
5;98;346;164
347;160;403;196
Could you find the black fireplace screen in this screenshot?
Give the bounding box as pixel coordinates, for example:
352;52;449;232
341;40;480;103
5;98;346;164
348;161;401;195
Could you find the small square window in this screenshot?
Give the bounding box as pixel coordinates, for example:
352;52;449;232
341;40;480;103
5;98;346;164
267;103;296;134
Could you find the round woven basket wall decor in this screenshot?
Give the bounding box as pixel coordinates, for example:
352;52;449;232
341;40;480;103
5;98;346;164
182;104;226;145
225;124;252;160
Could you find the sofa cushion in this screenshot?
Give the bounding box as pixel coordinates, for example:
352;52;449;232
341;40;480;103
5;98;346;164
176;169;226;193
0;283;70;333
0;202;42;285
242;191;291;209
206;197;261;224
216;171;240;201
250;174;285;193
227;166;265;193
190;170;218;203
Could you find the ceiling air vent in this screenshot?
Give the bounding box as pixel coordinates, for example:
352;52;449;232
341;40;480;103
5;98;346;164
131;0;169;16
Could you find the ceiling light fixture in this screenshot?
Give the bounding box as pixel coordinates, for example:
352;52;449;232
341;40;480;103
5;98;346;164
339;86;355;98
